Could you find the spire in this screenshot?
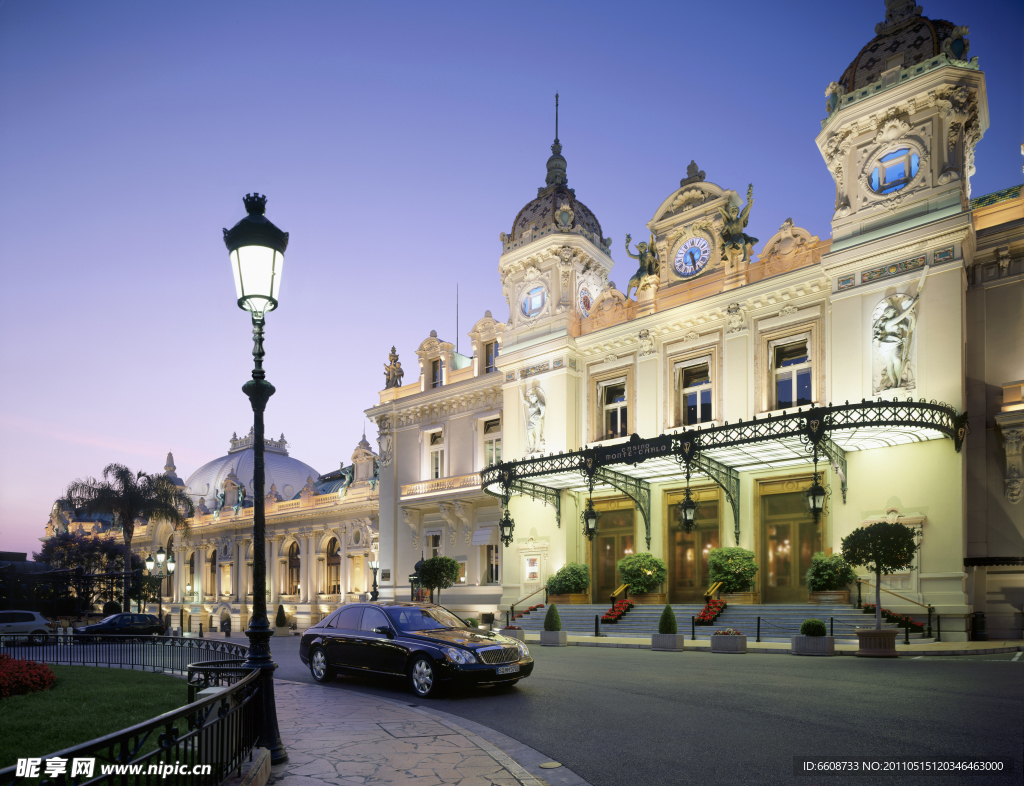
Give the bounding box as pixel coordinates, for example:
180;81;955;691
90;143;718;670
543;92;568;190
164;452;176;473
877;0;922;32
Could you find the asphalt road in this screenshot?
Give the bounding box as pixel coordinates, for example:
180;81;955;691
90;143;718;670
265;635;1024;786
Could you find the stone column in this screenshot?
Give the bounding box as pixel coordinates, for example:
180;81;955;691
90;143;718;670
172;549;183;603
234;541;244;598
215;552;223;598
305;535;316;602
266;540;277;604
196;547;206;600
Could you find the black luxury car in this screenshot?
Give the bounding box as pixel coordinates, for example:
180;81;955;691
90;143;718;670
299;601;533;698
73;613;166;638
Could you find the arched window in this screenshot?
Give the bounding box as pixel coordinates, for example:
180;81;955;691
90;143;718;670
288;542;301;595
521;285;546;317
869;148;919;194
326;538;341;595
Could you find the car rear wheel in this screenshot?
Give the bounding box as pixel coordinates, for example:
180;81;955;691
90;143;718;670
309;647;334;683
408;655;439;698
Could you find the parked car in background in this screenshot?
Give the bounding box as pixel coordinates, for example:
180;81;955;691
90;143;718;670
299;601;533;698
73;613;165;638
0;610;54;643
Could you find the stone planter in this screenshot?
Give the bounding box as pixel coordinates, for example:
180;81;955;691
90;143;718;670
547;593;590;605
791;635;835;656
273;627;291;637
540;630;568;647
721;592;760;605
710;635;747;653
855;628;898;658
630;592;668;605
651;633;686;651
501;629;526;642
809;590;850;605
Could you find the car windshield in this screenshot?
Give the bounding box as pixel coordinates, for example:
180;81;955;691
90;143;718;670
386;606;466;632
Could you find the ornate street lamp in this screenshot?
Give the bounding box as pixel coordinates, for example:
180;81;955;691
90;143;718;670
144;547;173;628
581;497;599;541
678;488;699;534
368;558;380;602
223;192;289;764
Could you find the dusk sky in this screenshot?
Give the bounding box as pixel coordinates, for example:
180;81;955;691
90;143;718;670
1;0;1020;558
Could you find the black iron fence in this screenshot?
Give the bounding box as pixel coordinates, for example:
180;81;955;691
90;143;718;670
0;636;261;786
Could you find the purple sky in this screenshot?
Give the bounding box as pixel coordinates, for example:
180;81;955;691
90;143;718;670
1;1;1020;558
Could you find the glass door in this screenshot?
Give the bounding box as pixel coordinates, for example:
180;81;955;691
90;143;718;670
760;491;821;603
591;508;635;603
668;497;720;603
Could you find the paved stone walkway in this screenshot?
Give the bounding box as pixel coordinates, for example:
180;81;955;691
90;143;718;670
270;680;585;786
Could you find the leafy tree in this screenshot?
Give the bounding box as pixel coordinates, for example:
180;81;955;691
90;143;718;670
617;552;667;595
841;522;919;630
60;464;194;611
658;604;677;635
418;556;461;604
806;552;857;592
707;547;758;593
34;531;151;608
543;604;561;632
546;562;590;595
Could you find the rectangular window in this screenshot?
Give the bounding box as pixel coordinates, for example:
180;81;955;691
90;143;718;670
676;359;713;426
429;432;444;479
431;359;442;388
486;545;500;584
425;530;442;559
484;342;498;374
602;379;628;440
483;418;501;467
773;339;812;409
456;559;467;585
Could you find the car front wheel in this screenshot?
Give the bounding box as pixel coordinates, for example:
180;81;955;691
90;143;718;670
309;647;334;683
408;655;439;698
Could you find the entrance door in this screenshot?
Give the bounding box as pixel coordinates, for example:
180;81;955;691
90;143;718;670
592;508;635;603
668;497;720;604
760;490;821;603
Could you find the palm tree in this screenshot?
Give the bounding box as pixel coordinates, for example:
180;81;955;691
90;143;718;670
61;463;194;611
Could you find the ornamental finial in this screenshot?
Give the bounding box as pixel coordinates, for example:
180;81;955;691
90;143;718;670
243;193;267;216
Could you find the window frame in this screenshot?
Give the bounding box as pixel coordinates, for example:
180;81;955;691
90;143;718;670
482;417;502;469
674;354;714;427
424;529;443;559
427;430;445;480
769;332;813;410
484;341;498;374
430;358;443;389
756;317;822;415
588;364;635;444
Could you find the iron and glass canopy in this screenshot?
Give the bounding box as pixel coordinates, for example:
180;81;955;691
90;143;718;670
482;398;968;550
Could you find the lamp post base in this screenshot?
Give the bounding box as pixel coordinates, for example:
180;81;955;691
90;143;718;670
244;623;288;765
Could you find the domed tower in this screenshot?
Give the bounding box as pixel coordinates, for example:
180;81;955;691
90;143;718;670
817;0;987;242
498;96;614;340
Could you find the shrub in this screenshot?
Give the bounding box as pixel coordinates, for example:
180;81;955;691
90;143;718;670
418;556;462;603
712;628;743;636
464;618;479;628
617;552;667;595
0;655;56;698
707;547;758;592
800;618;828;637
806;552;857;592
547;562;591;595
275;605;287;628
658;605;677;635
102;600;122;616
543;604;561;632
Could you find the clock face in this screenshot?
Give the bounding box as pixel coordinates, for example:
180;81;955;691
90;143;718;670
674;236;711;278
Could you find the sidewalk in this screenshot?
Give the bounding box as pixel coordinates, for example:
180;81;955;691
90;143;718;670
270;679;590;786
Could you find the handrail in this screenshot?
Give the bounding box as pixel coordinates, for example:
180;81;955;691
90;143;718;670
505;585;548;627
704;581;723;600
610;583;629;607
856;579;931;610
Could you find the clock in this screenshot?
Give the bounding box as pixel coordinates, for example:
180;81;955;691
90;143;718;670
674;236;711;278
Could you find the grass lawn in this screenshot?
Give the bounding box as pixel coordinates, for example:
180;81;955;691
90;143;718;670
0;666;186;769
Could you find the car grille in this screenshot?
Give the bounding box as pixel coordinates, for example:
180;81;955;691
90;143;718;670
477;646;519;664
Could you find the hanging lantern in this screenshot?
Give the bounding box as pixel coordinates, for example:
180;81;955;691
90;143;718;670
678;490;698;534
499;507;515;547
581;498;600;541
806;476;827;520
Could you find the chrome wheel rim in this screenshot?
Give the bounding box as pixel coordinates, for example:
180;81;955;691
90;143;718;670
311;650;327;680
412;660;433;695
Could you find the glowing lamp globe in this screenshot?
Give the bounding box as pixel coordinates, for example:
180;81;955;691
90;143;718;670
222;193;289;316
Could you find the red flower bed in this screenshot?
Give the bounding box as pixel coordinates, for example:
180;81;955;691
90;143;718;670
695;599;727;625
601;599;634;624
862;604;924;631
0;654;56;699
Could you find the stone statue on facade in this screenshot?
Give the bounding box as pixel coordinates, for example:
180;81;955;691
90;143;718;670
718;184;758;267
383;346;405;389
520;383;546;455
233;485;246;514
213;488;226;519
872;268;928;391
624;233;659;300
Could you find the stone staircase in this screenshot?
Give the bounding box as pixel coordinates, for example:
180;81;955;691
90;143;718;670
506;602;934;642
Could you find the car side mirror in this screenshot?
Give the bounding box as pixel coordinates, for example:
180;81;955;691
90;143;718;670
373;626;394;639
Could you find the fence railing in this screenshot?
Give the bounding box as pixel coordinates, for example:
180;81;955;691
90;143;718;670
0;635;259;786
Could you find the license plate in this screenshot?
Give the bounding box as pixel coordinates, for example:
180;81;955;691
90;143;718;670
496;664;519;675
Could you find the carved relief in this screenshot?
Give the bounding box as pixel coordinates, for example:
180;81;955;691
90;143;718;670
726;304;745;334
871;267;928;393
438;503;458;545
638;329;656;357
759;219;821;276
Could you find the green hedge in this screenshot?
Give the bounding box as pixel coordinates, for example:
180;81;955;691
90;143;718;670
707;547;758;592
546;562;591;594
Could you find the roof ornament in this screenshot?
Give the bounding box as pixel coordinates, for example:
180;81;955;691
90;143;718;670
164;452;176;473
680;160;706;187
876;0;922;34
542;93;568;192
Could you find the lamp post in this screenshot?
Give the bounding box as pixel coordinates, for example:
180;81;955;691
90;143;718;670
144;547;174;628
223;192;288;764
368;559;380;602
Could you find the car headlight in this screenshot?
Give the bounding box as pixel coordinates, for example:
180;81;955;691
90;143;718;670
442;647;473;665
516;640;529;658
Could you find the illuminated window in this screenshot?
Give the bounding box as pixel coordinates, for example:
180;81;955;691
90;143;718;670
486;545;500;583
601;379;628;440
431;359;443;389
425;530;442;559
483;418;502;467
773;339;812;409
484;342;498;373
869;148;920;194
429;432;444;479
521;286;546;317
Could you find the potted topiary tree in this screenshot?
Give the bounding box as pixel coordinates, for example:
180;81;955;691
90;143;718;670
707;547;760;603
274;604;291;637
792;618;834;656
418;556;462;604
546;563;591;604
540;604;567;646
841;521;920;658
651;604;685;652
806;552;857;604
617;552;668;603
